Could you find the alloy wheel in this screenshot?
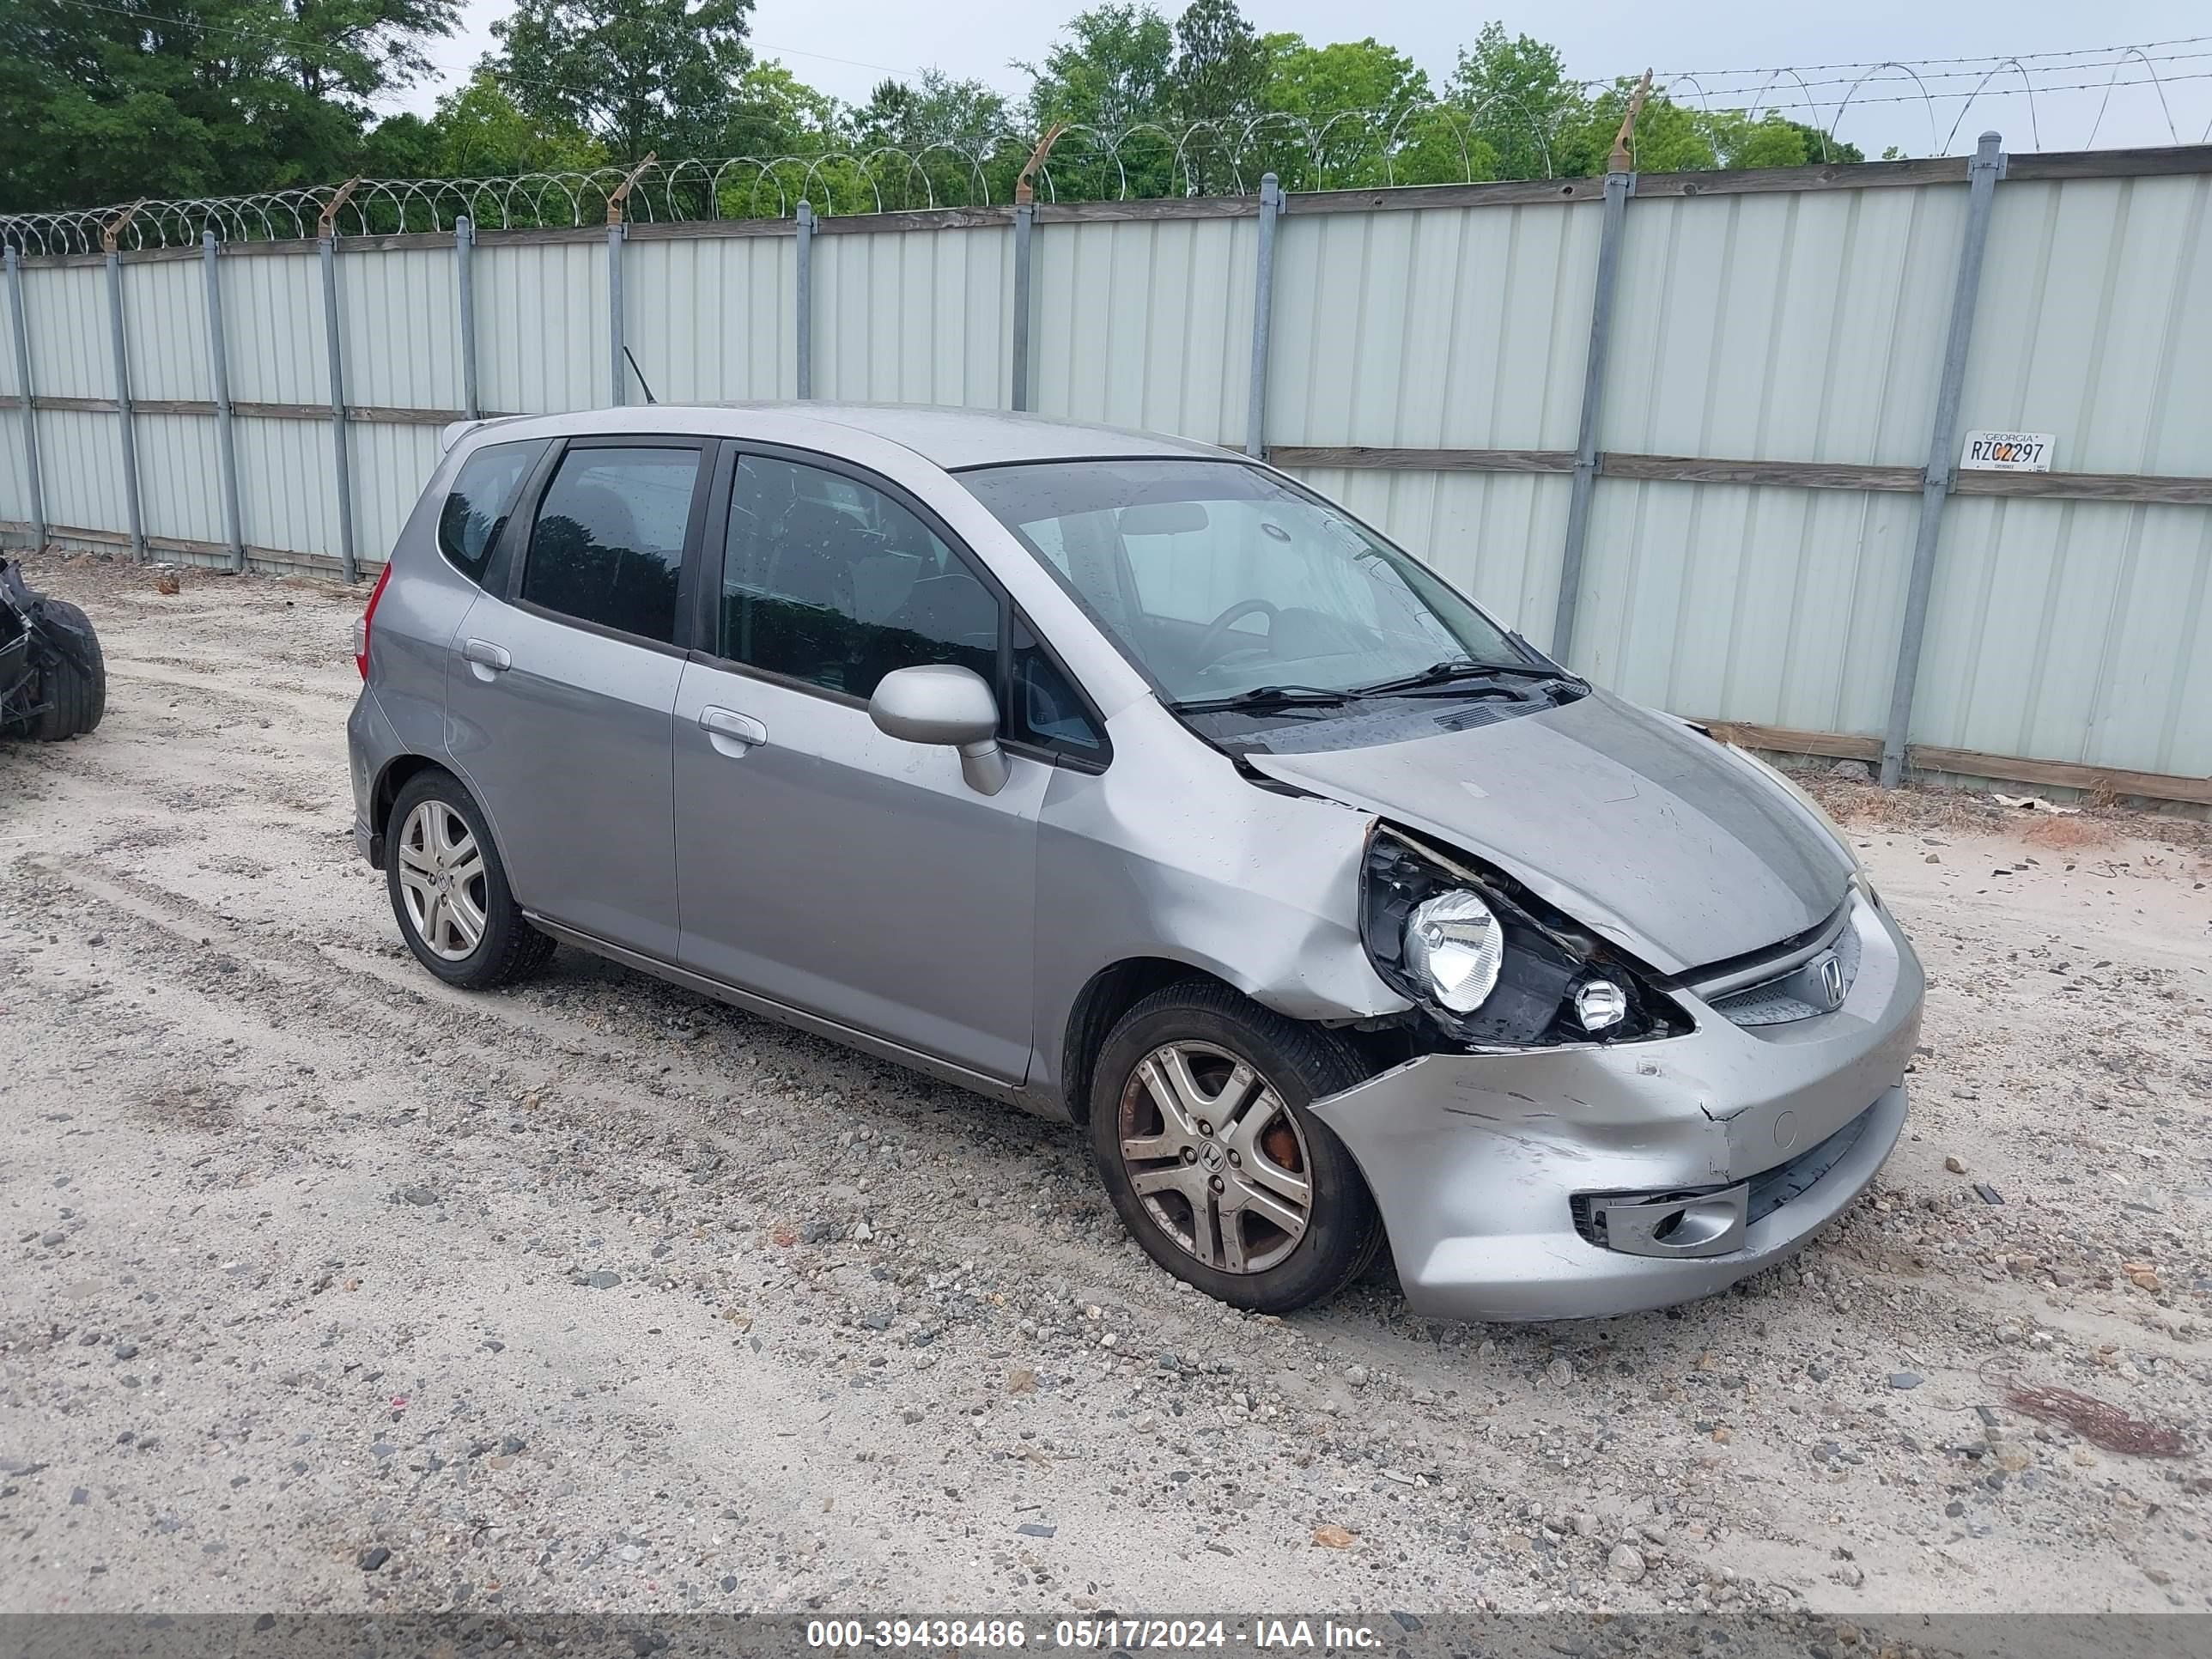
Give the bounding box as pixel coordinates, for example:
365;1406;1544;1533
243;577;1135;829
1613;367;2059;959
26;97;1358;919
395;799;489;962
1116;1041;1313;1273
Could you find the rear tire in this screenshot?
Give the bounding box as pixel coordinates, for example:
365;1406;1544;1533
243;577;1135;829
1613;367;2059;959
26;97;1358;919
33;599;105;741
1090;980;1382;1314
385;769;554;989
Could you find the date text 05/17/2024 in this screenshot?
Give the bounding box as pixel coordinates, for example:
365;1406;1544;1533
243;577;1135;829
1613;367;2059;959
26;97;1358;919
805;1620;1397;1650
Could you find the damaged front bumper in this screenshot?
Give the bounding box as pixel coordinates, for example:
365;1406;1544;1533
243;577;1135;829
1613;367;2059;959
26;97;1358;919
1311;890;1923;1322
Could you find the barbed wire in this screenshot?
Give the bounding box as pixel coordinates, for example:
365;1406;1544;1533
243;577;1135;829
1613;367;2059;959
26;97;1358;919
4;47;2209;256
1652;34;2212;79
2;102;1564;254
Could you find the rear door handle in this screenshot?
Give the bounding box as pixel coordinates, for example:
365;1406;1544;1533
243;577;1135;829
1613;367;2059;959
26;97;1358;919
698;705;768;754
462;638;511;674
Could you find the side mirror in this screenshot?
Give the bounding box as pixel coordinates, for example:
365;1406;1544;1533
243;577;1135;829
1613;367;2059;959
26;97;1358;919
868;665;1009;795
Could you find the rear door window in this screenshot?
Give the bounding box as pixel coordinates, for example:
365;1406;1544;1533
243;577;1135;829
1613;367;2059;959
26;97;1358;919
437;439;546;582
520;445;703;646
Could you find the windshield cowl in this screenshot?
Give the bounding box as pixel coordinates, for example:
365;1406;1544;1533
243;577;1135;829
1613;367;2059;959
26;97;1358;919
1178;673;1586;754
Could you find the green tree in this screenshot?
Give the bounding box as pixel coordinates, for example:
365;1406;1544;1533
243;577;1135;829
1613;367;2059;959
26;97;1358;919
726;61;844;155
5;0;1893;222
1256;33;1446;188
362;66;606;179
356;111;444;178
283;0;456;97
1021;5;1178;198
842;71;1015;209
1708;109;1862;168
1024;4;1176;131
853;70;1008;153
1169;0;1264;191
1447;24;1584;179
0;0;457;212
1553;79;1862;176
1171;0;1262;125
491;0;757;162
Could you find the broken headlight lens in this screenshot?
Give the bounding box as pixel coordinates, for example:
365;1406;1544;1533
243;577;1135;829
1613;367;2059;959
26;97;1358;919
1360;828;1690;1048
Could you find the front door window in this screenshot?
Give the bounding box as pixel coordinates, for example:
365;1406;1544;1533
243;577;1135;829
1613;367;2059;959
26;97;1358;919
717;453;1000;698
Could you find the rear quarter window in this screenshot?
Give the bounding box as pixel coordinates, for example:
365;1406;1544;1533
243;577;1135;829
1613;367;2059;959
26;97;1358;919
437;440;547;582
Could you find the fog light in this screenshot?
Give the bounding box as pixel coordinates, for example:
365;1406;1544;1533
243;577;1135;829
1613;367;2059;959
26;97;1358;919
1575;979;1628;1032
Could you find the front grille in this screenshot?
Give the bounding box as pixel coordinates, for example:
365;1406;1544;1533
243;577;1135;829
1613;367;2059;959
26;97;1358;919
1710;982;1821;1025
1711;917;1861;1027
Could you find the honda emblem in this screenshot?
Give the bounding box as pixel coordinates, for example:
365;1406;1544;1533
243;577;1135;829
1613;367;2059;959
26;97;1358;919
1819;952;1845;1009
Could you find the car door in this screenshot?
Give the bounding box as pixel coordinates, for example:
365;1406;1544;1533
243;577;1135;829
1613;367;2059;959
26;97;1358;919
445;435;711;962
672;446;1081;1085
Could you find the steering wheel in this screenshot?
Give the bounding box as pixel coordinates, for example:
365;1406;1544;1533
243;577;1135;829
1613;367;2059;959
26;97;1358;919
1192;598;1279;668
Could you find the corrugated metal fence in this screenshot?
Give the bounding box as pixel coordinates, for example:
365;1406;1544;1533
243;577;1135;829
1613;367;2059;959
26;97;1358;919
3;143;2209;802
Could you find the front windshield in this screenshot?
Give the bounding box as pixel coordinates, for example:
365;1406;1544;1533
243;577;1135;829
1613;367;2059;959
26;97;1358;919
957;459;1528;707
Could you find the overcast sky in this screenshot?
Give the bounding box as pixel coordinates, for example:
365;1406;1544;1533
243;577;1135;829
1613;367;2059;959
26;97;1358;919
401;0;2212;159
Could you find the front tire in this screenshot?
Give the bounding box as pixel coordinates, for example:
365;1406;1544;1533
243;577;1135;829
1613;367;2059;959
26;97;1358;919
385;770;553;989
1090;981;1382;1314
33;599;105;741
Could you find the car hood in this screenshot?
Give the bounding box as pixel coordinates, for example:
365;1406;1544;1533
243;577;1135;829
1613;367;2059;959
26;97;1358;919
1243;690;1854;975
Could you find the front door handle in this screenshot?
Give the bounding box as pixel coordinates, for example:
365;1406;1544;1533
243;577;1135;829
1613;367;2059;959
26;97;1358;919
462;637;511;675
698;705;768;755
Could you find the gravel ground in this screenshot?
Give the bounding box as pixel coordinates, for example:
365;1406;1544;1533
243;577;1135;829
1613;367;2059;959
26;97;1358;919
3;551;2209;1619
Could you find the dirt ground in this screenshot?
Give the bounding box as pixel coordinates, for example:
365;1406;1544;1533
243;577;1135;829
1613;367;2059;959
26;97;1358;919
3;550;2209;1620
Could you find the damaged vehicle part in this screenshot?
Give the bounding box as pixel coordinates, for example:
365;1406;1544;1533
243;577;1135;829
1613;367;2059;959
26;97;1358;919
0;556;106;742
1359;825;1692;1049
347;405;1923;1320
1310;884;1920;1320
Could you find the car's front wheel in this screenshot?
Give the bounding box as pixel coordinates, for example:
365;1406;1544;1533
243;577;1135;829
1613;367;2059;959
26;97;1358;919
32;599;105;741
1091;981;1382;1313
385;769;553;989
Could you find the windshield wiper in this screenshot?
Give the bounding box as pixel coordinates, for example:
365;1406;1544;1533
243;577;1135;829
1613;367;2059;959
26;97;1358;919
1170;684;1360;714
1352;657;1582;696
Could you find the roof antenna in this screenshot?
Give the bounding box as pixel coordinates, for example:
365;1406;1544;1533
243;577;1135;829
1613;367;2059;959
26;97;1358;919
623;346;658;404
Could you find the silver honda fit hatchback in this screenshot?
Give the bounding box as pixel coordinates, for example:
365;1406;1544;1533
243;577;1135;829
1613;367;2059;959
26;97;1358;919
346;403;1923;1322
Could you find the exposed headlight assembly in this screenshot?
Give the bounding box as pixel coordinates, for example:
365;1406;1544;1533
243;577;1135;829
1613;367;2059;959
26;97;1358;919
1401;889;1504;1012
1361;826;1689;1048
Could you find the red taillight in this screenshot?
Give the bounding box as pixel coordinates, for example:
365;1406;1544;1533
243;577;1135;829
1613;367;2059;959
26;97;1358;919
356;561;392;679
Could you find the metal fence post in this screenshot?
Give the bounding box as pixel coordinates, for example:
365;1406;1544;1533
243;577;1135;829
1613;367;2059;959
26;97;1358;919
601;153;653;406
319;232;358;583
794;201;815;399
103;251;148;561
1551;166;1635;664
1881;132;2007;787
1243;173;1281;459
201;231;245;569
607;221;627;407
455;216;480;422
3;247;46;552
1010;200;1036;412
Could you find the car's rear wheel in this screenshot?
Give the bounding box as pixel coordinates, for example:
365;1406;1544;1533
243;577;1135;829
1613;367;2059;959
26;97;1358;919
33;599;105;741
1090;981;1382;1313
386;769;553;989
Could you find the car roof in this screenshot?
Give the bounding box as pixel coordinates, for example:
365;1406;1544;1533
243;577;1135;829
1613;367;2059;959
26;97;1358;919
449;403;1234;471
787;404;1232;469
